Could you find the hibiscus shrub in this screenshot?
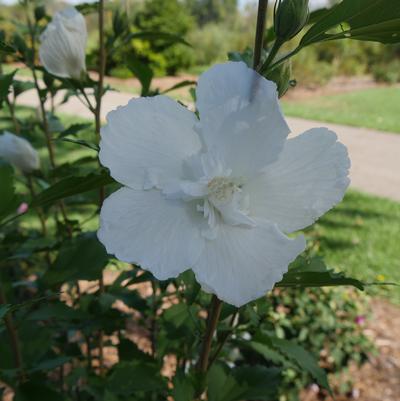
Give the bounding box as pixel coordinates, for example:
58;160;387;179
0;0;398;400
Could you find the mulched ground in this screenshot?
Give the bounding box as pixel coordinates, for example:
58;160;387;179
301;298;400;401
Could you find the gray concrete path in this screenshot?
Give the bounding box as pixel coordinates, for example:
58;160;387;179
15;89;400;202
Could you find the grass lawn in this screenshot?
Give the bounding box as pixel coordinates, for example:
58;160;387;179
306;190;400;302
282;87;400;134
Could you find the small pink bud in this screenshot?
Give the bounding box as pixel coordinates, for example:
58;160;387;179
17;202;29;215
355;315;365;325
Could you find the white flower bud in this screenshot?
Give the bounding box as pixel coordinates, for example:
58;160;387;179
39;7;87;80
0;132;40;173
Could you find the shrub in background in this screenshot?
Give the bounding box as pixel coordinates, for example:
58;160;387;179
247;287;373;401
372;61;400;84
134;0;195;75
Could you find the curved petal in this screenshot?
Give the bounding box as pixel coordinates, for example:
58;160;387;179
39;7;87;79
99;96;201;190
246;128;350;233
193;221;305;307
196;62;290;177
98;187;204;280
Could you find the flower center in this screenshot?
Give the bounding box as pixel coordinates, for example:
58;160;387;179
207;176;238;204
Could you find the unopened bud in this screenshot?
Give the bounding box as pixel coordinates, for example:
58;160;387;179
274;0;309;41
0;132;40;173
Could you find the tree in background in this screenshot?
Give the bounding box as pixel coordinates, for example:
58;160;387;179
134;0;195;75
185;0;238;26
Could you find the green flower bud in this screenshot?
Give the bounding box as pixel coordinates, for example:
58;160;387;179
264;59;294;98
274;0;309;42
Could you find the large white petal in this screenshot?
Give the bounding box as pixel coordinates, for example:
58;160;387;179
98;187;204;280
99;96;201;190
39;7;87;79
196;62;290;177
193;221;305;307
246;128;350;233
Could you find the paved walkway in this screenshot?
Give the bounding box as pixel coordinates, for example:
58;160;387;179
16;89;400;202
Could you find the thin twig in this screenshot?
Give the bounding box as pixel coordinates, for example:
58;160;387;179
95;0;107;377
6;98;20;134
259;37;284;74
208;310;239;367
150;281;158;356
0;63;20;134
197;295;223;373
98;274;105;376
253;0;269;70
26;175;47;236
25;4;72;235
26;175;52;266
0;284;25;382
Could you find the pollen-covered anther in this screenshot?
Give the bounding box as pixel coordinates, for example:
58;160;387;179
207;177;239;203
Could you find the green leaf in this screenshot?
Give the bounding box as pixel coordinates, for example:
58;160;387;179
0;304;11;320
43;232;108;286
27;302;87;321
127;58;153;96
30;356;70;373
163;303;192;328
251;333;332;395
31;171;115;208
208;363;242;401
58;123;92;138
207;363;281;401
0;161;18;222
161;80;197;94
107;361;165;394
268;337;332;394
117;339;153;363
76;1;99;15
172;372;196;401
12;80;35;97
233;365;281;401
0;41;16;54
275;256;365;290
0;69;17;101
14;381;67;401
56;137;99;151
247;341;297;368
127;31;191;47
300;0;400;46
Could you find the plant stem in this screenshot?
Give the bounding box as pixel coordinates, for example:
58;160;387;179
253;0;269;70
0;285;25;381
95;0;106;144
26;175;47;236
259;37;285;74
208;310;239;367
95;0;107;376
6;98;20;134
267;46;301;72
25;13;56;168
26;175;52;266
150;281;158;356
25;4;71;235
197;295;223;374
0;63;20;134
98;274;105;376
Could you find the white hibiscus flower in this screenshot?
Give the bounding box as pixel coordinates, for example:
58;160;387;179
0;131;40;173
98;62;350;307
39;7;87;80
